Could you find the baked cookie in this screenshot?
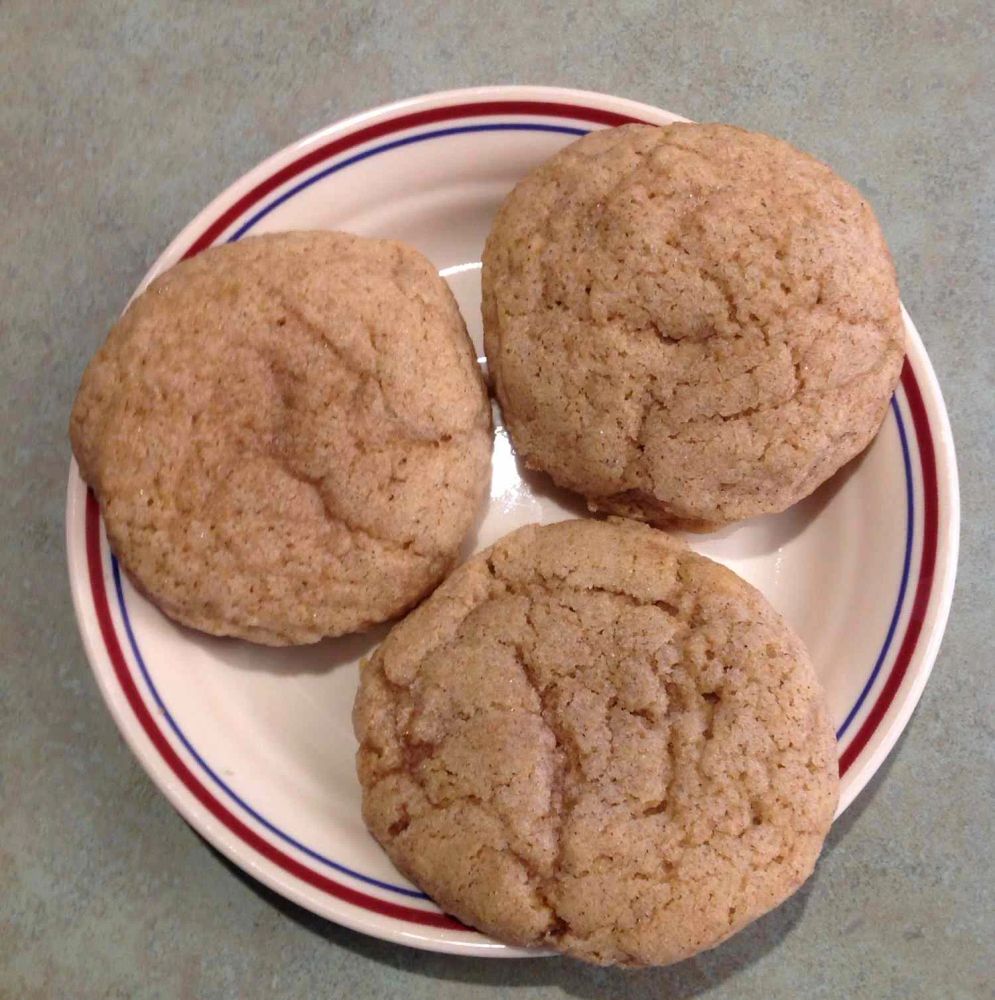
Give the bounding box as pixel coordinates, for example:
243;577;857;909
71;231;492;645
482;123;905;529
354;518;838;966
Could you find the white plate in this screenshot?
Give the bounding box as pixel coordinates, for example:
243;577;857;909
66;86;960;957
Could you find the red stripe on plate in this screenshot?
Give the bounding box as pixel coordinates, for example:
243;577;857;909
83;99;944;923
838;360;939;774
85;490;463;930
181;101;646;258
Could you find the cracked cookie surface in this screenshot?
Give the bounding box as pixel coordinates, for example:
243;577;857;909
353;518;838;965
70;231;492;644
482;123;905;529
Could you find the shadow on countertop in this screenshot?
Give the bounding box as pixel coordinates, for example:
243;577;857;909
201;740;901;999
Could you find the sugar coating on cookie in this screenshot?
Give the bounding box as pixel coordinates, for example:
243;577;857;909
71;231;492;644
483;123;905;529
354;519;839;966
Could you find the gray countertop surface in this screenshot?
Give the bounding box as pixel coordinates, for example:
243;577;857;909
2;2;991;998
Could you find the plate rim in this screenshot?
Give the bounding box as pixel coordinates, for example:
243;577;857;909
64;84;960;956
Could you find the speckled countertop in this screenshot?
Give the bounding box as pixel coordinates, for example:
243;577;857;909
2;3;992;998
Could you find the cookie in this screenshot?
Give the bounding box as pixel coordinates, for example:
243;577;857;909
353;518;839;966
482;123;905;529
71;231;492;645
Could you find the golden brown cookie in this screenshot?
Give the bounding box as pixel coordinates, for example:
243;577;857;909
482;123;905;529
354;518;839;965
71;231;492;645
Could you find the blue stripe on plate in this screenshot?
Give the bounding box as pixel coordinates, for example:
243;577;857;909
112;122;917;898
